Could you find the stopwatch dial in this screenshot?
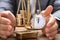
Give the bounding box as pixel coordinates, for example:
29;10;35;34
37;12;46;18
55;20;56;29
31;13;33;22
31;14;46;29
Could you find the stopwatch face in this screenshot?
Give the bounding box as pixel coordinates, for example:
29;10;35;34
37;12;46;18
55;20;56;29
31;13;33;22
31;14;46;29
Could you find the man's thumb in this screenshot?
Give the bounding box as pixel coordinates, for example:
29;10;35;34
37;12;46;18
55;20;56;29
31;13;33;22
42;5;53;17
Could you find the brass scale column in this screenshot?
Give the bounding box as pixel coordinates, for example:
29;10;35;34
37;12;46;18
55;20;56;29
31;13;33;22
16;0;26;27
26;0;31;28
16;0;31;28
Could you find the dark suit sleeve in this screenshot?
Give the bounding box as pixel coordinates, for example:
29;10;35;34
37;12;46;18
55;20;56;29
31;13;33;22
52;0;60;31
0;0;16;13
52;0;60;21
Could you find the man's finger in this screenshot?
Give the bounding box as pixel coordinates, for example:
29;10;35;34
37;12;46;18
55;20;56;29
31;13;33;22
45;18;56;33
48;30;57;37
0;31;7;39
0;24;12;31
0;17;11;25
46;16;56;28
42;5;53;17
46;30;57;40
46;22;58;33
0;34;7;39
0;11;16;26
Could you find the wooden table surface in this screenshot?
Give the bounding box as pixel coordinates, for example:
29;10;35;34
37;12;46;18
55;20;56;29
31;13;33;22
5;33;60;40
2;27;60;40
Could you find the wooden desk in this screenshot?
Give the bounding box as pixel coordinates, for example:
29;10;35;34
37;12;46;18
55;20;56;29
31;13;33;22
2;27;60;40
5;33;60;40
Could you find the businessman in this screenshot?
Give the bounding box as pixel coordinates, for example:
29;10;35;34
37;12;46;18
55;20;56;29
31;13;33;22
0;0;60;40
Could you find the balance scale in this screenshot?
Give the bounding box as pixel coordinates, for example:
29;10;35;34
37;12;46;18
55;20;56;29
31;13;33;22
15;0;46;40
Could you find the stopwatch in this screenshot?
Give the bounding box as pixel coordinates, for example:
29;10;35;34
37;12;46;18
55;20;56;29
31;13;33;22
31;14;46;29
30;10;46;29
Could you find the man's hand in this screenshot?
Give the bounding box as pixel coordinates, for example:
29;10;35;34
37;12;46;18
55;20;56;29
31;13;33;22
42;5;58;40
0;11;16;39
